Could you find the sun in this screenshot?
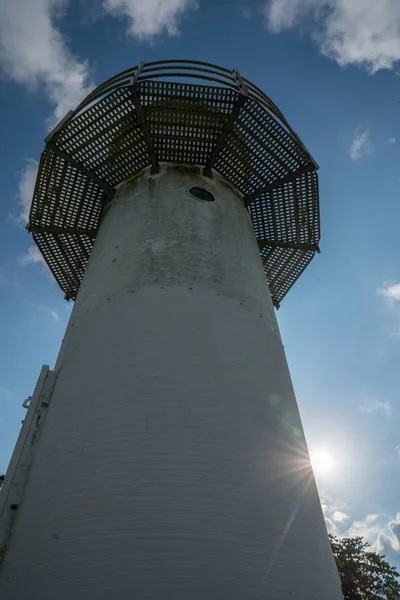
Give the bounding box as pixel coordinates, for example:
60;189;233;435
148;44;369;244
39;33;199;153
310;449;335;476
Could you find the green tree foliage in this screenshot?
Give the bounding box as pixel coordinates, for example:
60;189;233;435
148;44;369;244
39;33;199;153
329;534;400;600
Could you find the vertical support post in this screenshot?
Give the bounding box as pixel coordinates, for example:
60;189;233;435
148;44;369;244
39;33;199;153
203;69;249;178
129;61;160;174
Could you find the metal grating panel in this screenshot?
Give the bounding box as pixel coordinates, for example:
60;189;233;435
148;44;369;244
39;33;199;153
28;60;320;306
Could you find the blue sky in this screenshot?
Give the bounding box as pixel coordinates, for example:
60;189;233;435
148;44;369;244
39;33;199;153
2;0;400;567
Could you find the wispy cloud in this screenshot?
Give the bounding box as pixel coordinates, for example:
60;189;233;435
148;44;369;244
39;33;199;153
322;496;400;557
386;137;396;145
241;5;256;19
380;282;400;302
0;0;93;124
266;0;322;32
102;0;197;40
48;309;60;322
17;245;47;270
264;0;400;74
348;515;384;545
377;513;400;557
1;1;95;252
366;513;380;523
348;128;372;160
359;399;391;415
5;0;196;237
31;305;61;323
0;0;91;265
378;282;400;337
16;159;38;226
322;497;349;534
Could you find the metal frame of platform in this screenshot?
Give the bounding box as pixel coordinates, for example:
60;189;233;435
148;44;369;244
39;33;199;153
28;59;320;306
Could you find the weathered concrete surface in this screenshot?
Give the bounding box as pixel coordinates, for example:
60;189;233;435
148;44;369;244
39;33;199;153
0;166;343;599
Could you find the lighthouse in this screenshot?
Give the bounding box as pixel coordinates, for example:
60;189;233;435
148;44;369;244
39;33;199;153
0;60;343;600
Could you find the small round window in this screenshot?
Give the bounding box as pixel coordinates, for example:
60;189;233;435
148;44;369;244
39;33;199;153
187;187;215;202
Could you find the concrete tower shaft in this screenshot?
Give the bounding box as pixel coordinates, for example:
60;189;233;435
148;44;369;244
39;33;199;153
0;166;342;599
0;60;343;599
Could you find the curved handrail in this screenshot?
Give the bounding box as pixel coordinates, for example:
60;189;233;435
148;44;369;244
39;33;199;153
68;60;300;143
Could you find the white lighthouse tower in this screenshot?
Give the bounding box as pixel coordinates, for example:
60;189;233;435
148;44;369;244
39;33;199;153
0;60;343;599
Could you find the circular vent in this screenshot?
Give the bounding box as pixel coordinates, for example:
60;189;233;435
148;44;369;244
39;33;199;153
187;187;215;202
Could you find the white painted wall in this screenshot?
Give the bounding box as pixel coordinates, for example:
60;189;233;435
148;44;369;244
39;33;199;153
0;166;343;599
0;366;55;563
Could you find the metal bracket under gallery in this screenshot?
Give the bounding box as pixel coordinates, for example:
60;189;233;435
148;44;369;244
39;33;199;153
27;59;320;307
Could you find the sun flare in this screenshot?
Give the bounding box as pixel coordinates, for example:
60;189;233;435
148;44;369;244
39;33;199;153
310;449;334;476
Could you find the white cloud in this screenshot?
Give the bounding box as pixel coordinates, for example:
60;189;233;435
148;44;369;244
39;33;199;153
266;0;322;32
102;0;197;39
366;513;380;524
16;159;38;226
18;245;47;268
377;513;400;555
323;495;400;559
348;128;372;160
18;246;54;282
37;306;60;322
387;137;397;144
381;282;400;302
322;497;349;534
265;0;400;73
378;282;400;337
348;515;384;545
27;305;62;324
359;400;391;414
242;6;256;19
48;309;60;322
332;510;349;523
324;517;337;534
0;0;93;123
